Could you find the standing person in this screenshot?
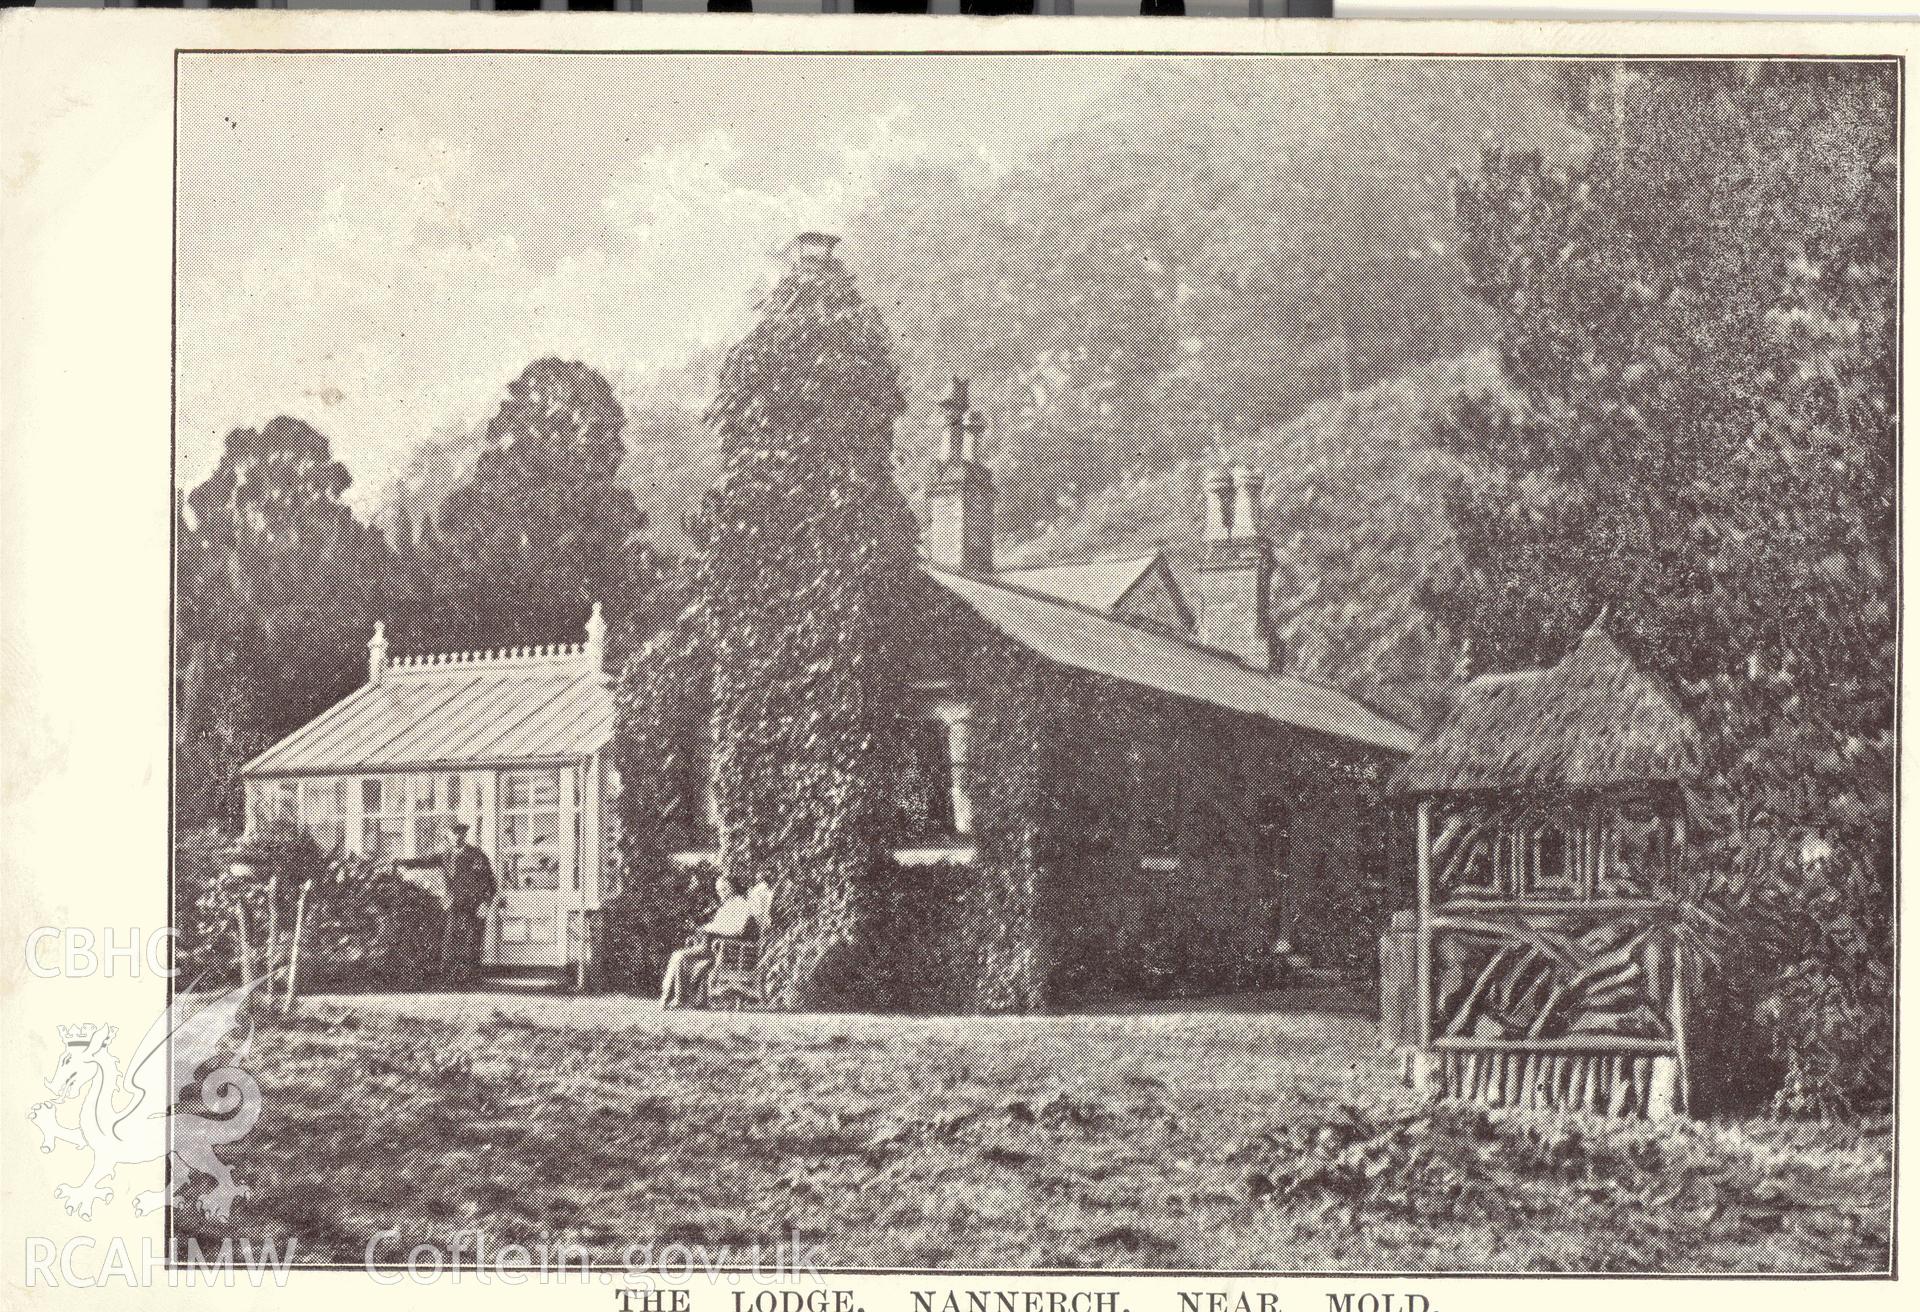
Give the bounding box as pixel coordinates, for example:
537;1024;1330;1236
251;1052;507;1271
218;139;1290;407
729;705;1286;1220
438;821;496;985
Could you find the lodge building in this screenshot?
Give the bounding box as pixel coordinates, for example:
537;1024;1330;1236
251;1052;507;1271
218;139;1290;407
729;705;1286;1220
241;344;1417;1003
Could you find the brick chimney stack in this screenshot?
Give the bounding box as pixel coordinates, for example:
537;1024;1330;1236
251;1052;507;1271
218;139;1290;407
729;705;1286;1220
1195;465;1282;671
927;377;995;576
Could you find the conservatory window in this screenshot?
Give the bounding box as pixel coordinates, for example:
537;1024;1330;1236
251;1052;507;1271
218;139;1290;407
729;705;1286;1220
298;777;347;854
411;773;463;860
501;768;568;892
248;780;297;839
360;778;406;860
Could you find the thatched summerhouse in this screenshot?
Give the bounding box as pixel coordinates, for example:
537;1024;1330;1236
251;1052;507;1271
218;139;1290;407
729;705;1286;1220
1385;622;1705;1118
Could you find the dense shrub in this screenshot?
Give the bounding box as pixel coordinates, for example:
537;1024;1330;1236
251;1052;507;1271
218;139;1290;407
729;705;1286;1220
174;830;442;991
1688;838;1895;1118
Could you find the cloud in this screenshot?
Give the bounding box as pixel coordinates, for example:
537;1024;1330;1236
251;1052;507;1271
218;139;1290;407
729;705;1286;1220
176;103;959;511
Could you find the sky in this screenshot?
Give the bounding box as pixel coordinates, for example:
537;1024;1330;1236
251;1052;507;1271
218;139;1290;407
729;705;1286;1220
175;53;1131;506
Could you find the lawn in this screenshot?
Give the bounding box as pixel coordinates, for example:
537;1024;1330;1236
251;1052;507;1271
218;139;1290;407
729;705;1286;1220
174;992;1893;1273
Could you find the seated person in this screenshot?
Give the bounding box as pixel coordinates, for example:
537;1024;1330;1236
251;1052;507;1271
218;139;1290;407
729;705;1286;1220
661;873;757;1009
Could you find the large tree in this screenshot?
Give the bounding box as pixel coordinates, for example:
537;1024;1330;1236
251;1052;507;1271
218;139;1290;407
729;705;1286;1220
1433;62;1896;1113
693;235;920;1007
175;417;391;831
424;358;660;653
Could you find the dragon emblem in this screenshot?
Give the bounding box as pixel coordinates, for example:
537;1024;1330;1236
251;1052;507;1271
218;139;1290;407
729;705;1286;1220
27;980;263;1222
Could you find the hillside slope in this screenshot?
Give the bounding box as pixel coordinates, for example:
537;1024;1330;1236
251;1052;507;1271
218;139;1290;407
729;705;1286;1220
1008;352;1518;728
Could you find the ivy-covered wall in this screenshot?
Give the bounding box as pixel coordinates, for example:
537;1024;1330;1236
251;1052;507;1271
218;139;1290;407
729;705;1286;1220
611;560;1401;1013
610;566;1400;1012
781;577;1400;1013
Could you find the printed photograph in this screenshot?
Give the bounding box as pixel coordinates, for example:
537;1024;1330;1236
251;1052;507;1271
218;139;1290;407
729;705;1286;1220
149;52;1894;1272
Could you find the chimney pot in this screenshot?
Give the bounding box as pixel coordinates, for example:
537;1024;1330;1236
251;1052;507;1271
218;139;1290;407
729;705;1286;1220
938;378;969;463
962;408;986;464
1203;468;1234;542
791;232;840;265
1232;466;1266;540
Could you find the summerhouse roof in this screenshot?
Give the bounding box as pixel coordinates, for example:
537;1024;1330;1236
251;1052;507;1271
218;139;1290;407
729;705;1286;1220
242;645;613;778
1388;624;1703;797
928;566;1420;754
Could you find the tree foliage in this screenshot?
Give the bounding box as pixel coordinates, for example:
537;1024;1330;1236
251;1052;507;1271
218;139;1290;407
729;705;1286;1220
848;61;1566;541
175;417;391;831
420;357;662;653
1432;62;1896;1114
615;243;922;1008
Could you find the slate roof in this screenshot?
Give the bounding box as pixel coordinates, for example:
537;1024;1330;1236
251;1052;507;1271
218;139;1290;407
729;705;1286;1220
243;647;613;778
246;561;1419;779
929;567;1420;755
1388;624;1702;796
997;554;1166;614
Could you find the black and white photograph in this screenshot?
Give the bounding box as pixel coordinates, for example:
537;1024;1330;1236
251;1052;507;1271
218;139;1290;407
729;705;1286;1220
1;18;1900;1291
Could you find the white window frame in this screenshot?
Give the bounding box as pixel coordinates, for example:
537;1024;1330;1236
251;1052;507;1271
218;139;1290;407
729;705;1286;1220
409;772;465;863
297;776;348;855
359;776;407;861
499;767;578;893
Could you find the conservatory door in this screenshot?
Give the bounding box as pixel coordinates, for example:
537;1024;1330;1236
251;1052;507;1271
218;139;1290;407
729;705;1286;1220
488;767;574;969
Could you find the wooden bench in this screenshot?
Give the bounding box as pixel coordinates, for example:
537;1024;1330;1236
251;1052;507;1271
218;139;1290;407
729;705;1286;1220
706;936;764;1011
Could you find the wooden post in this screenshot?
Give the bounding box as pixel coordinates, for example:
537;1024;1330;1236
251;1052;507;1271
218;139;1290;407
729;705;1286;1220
1671;939;1693;1115
1672;811;1688;895
1414;799;1437;1095
234;901;254;995
281;878;313;1014
1648;1057;1680;1120
575;758;593;993
265;873;281;987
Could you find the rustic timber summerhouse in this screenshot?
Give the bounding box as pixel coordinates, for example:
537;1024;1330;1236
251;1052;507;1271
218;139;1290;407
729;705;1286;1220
239;607;619;976
1387;622;1705;1118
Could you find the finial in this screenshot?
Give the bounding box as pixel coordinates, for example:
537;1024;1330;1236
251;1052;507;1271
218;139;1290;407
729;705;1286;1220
585;601;607;672
368;622;389;685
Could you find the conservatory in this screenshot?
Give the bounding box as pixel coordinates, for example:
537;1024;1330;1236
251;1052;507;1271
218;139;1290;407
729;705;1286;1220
239;608;619;976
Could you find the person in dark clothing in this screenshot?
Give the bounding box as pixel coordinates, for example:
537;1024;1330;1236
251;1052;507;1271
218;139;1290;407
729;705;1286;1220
433;822;496;984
